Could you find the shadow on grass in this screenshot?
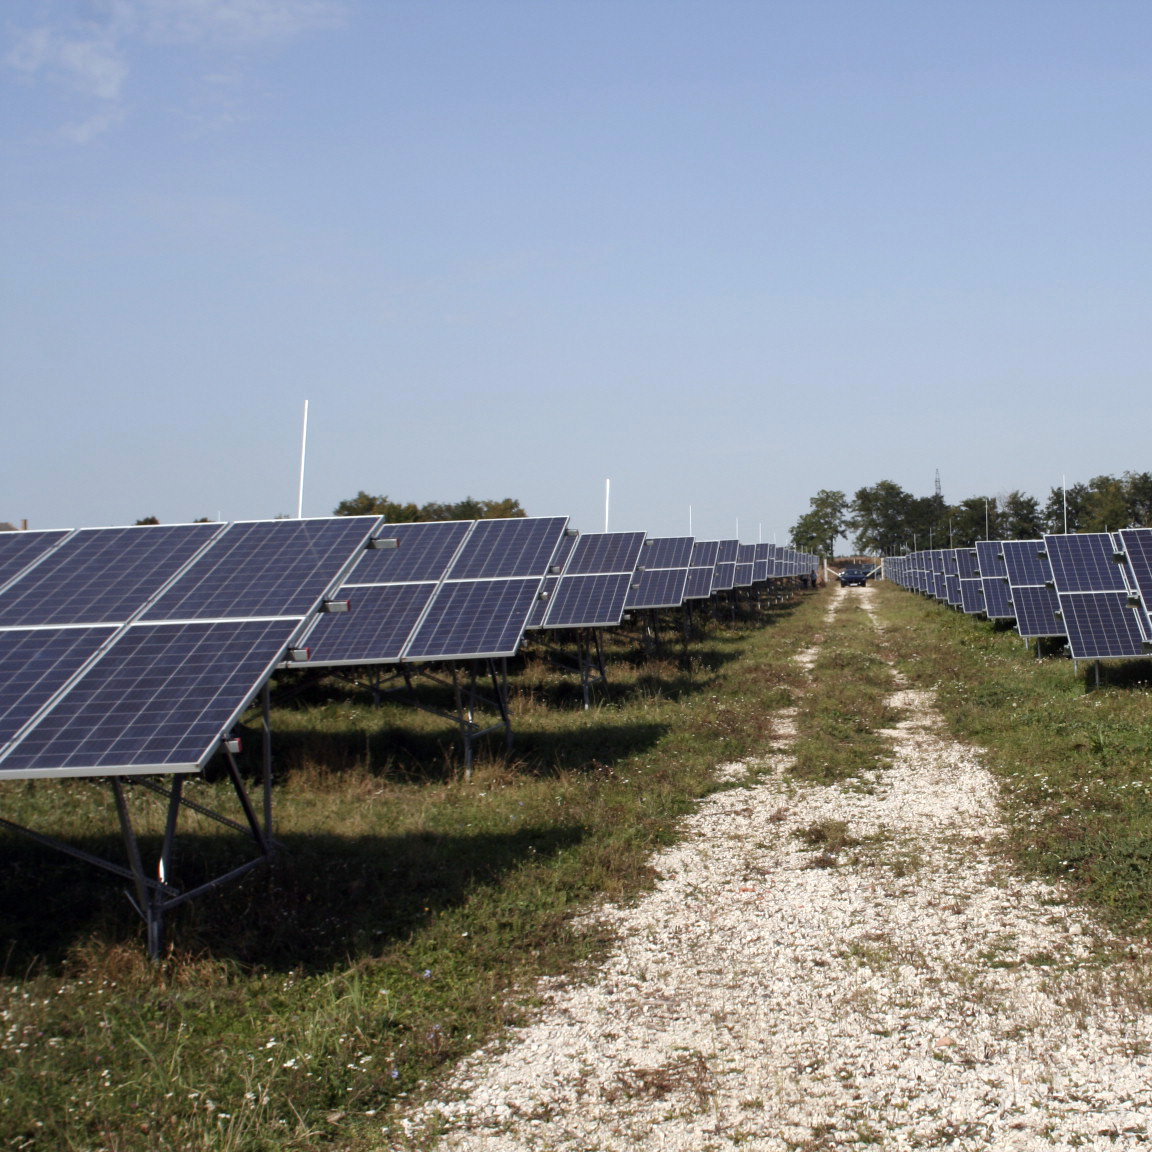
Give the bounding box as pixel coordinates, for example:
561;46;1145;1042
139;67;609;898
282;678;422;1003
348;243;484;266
0;821;585;973
254;713;670;785
1084;657;1152;691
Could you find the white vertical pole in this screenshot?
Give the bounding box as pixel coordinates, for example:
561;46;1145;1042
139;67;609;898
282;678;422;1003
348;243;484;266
297;400;309;519
688;505;692;535
604;478;610;533
735;517;739;539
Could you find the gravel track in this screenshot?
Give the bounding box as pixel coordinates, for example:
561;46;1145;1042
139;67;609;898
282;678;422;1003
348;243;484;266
404;586;1152;1150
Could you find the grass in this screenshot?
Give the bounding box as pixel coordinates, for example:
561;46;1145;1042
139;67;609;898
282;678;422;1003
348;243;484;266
875;580;1152;934
0;592;815;1152
790;595;897;783
7;577;1152;1150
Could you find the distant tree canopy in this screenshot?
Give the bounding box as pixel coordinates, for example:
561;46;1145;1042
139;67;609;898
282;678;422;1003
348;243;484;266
789;489;849;558
135;516;160;526
792;470;1152;556
333;492;527;522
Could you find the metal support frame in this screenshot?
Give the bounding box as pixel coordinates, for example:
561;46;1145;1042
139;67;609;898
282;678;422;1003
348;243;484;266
519;631;608;711
0;728;276;959
335;659;513;775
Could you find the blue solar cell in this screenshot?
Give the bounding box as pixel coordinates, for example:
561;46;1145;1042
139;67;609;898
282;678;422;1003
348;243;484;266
690;541;720;567
1059;592;1149;660
683;566;714;600
712;562;737;591
542;573;632;628
955;549;979;579
351;521;472;584
733;563;755;588
975;542;1014;619
945;574;962;607
1;620;299;777
446;518;567;580
0;524;221;628
1119;529;1152;628
715;540;740;564
959;579;985;614
303;583;438;665
1001;541;1051;588
143;517;378;621
0;626;115;745
526;576;560;628
0;530;70;592
564;532;645;576
625;567;689;610
639;537;694;570
1011;586;1064;639
1045;533;1128;593
403;578;541;660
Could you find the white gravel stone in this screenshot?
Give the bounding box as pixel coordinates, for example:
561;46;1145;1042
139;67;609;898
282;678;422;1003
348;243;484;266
403;586;1152;1151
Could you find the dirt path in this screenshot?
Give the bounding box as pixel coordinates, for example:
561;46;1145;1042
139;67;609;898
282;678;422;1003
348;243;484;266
401;585;1152;1150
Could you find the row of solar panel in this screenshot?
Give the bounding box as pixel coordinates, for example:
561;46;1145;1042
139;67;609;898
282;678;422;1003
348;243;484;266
296;521;817;669
884;530;1152;661
0;517;818;782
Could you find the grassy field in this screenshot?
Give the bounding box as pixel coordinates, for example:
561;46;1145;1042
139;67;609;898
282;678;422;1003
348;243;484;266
4;579;1152;1151
0;594;811;1152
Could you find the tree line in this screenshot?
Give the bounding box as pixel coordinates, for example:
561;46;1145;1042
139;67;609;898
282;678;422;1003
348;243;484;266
791;472;1152;558
332;492;526;522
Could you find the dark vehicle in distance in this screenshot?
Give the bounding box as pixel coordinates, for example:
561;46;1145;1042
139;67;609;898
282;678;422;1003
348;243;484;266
838;566;872;587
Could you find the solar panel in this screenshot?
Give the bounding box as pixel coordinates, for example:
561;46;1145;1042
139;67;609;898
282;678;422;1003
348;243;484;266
0;529;70;592
0;626;115;747
625;536;694;610
1044;532;1150;659
354;520;472;584
626;567;690;610
0;524;221;628
303;582;439;665
403;578;543;661
0;516;382;780
538;531;644;629
959;579;985;614
975;541;1014;619
684;541;719;600
446;517;569;579
1001;540;1051;588
1045;533;1129;593
0;619;302;778
402;518;569;658
732;544;756;589
539;573;634;628
1010;585;1065;640
563;532;646;576
712;540;740;591
1119;529;1152;632
639;537;694;570
1057;592;1149;660
143;517;377;621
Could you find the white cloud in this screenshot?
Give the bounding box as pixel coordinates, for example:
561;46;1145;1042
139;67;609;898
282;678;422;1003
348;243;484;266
4;0;348;139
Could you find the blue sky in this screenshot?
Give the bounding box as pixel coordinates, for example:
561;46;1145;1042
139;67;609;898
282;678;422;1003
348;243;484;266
3;1;1150;540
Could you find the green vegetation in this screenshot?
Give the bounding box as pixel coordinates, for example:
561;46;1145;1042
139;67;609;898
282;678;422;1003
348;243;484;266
0;593;813;1152
790;598;896;783
791;470;1152;556
877;581;1152;932
332;493;526;521
6;578;1152;1150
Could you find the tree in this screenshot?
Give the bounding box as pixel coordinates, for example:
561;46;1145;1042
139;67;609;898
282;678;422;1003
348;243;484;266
1000;490;1043;539
789;489;848;557
1082;474;1129;532
1123;471;1152;527
333;492;526;522
1042;483;1088;534
135;516;160;525
948;496;997;548
849;481;918;555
